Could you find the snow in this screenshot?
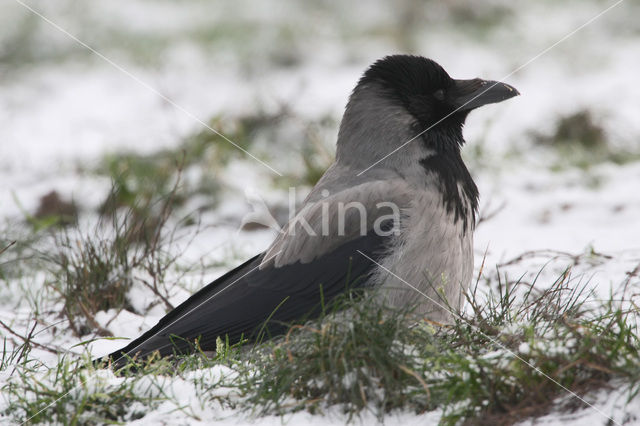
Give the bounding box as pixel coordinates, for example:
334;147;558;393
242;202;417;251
517;383;639;425
1;0;639;424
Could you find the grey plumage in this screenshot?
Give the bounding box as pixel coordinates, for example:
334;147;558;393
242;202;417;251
104;55;518;366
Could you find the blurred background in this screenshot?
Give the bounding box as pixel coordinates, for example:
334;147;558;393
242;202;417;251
1;3;640;422
1;0;640;319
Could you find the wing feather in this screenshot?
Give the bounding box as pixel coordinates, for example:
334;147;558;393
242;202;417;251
108;227;390;365
262;179;412;268
106;179;413;366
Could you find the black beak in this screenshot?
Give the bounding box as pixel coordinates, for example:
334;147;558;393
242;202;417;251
448;78;519;111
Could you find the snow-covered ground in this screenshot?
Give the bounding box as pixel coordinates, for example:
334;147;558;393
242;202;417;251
1;0;639;424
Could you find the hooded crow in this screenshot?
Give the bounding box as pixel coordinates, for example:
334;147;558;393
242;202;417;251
105;55;518;367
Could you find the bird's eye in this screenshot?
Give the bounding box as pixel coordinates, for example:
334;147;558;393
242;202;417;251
433;89;445;101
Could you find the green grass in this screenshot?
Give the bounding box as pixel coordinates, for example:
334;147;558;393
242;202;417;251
235;292;431;419
2;117;639;424
9;267;632;425
3;354;165;425
2;1;639;423
41;180;190;338
2;231;639;425
2;103;639;424
0;171;201;341
230;270;639;424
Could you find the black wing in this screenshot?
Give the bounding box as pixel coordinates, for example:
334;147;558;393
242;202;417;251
106;229;389;366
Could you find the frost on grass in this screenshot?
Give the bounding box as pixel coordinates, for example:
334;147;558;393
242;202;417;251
232;266;640;425
1;1;640;424
1;243;640;425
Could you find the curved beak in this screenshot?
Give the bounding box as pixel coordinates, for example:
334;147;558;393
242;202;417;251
448;78;519;111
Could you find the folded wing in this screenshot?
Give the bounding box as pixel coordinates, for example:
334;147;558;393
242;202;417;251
106;179;411;366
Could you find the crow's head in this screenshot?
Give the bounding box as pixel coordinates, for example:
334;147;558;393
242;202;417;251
337;55;518;168
358;55;518;131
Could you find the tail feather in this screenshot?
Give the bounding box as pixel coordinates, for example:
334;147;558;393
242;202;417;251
100;230;389;369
